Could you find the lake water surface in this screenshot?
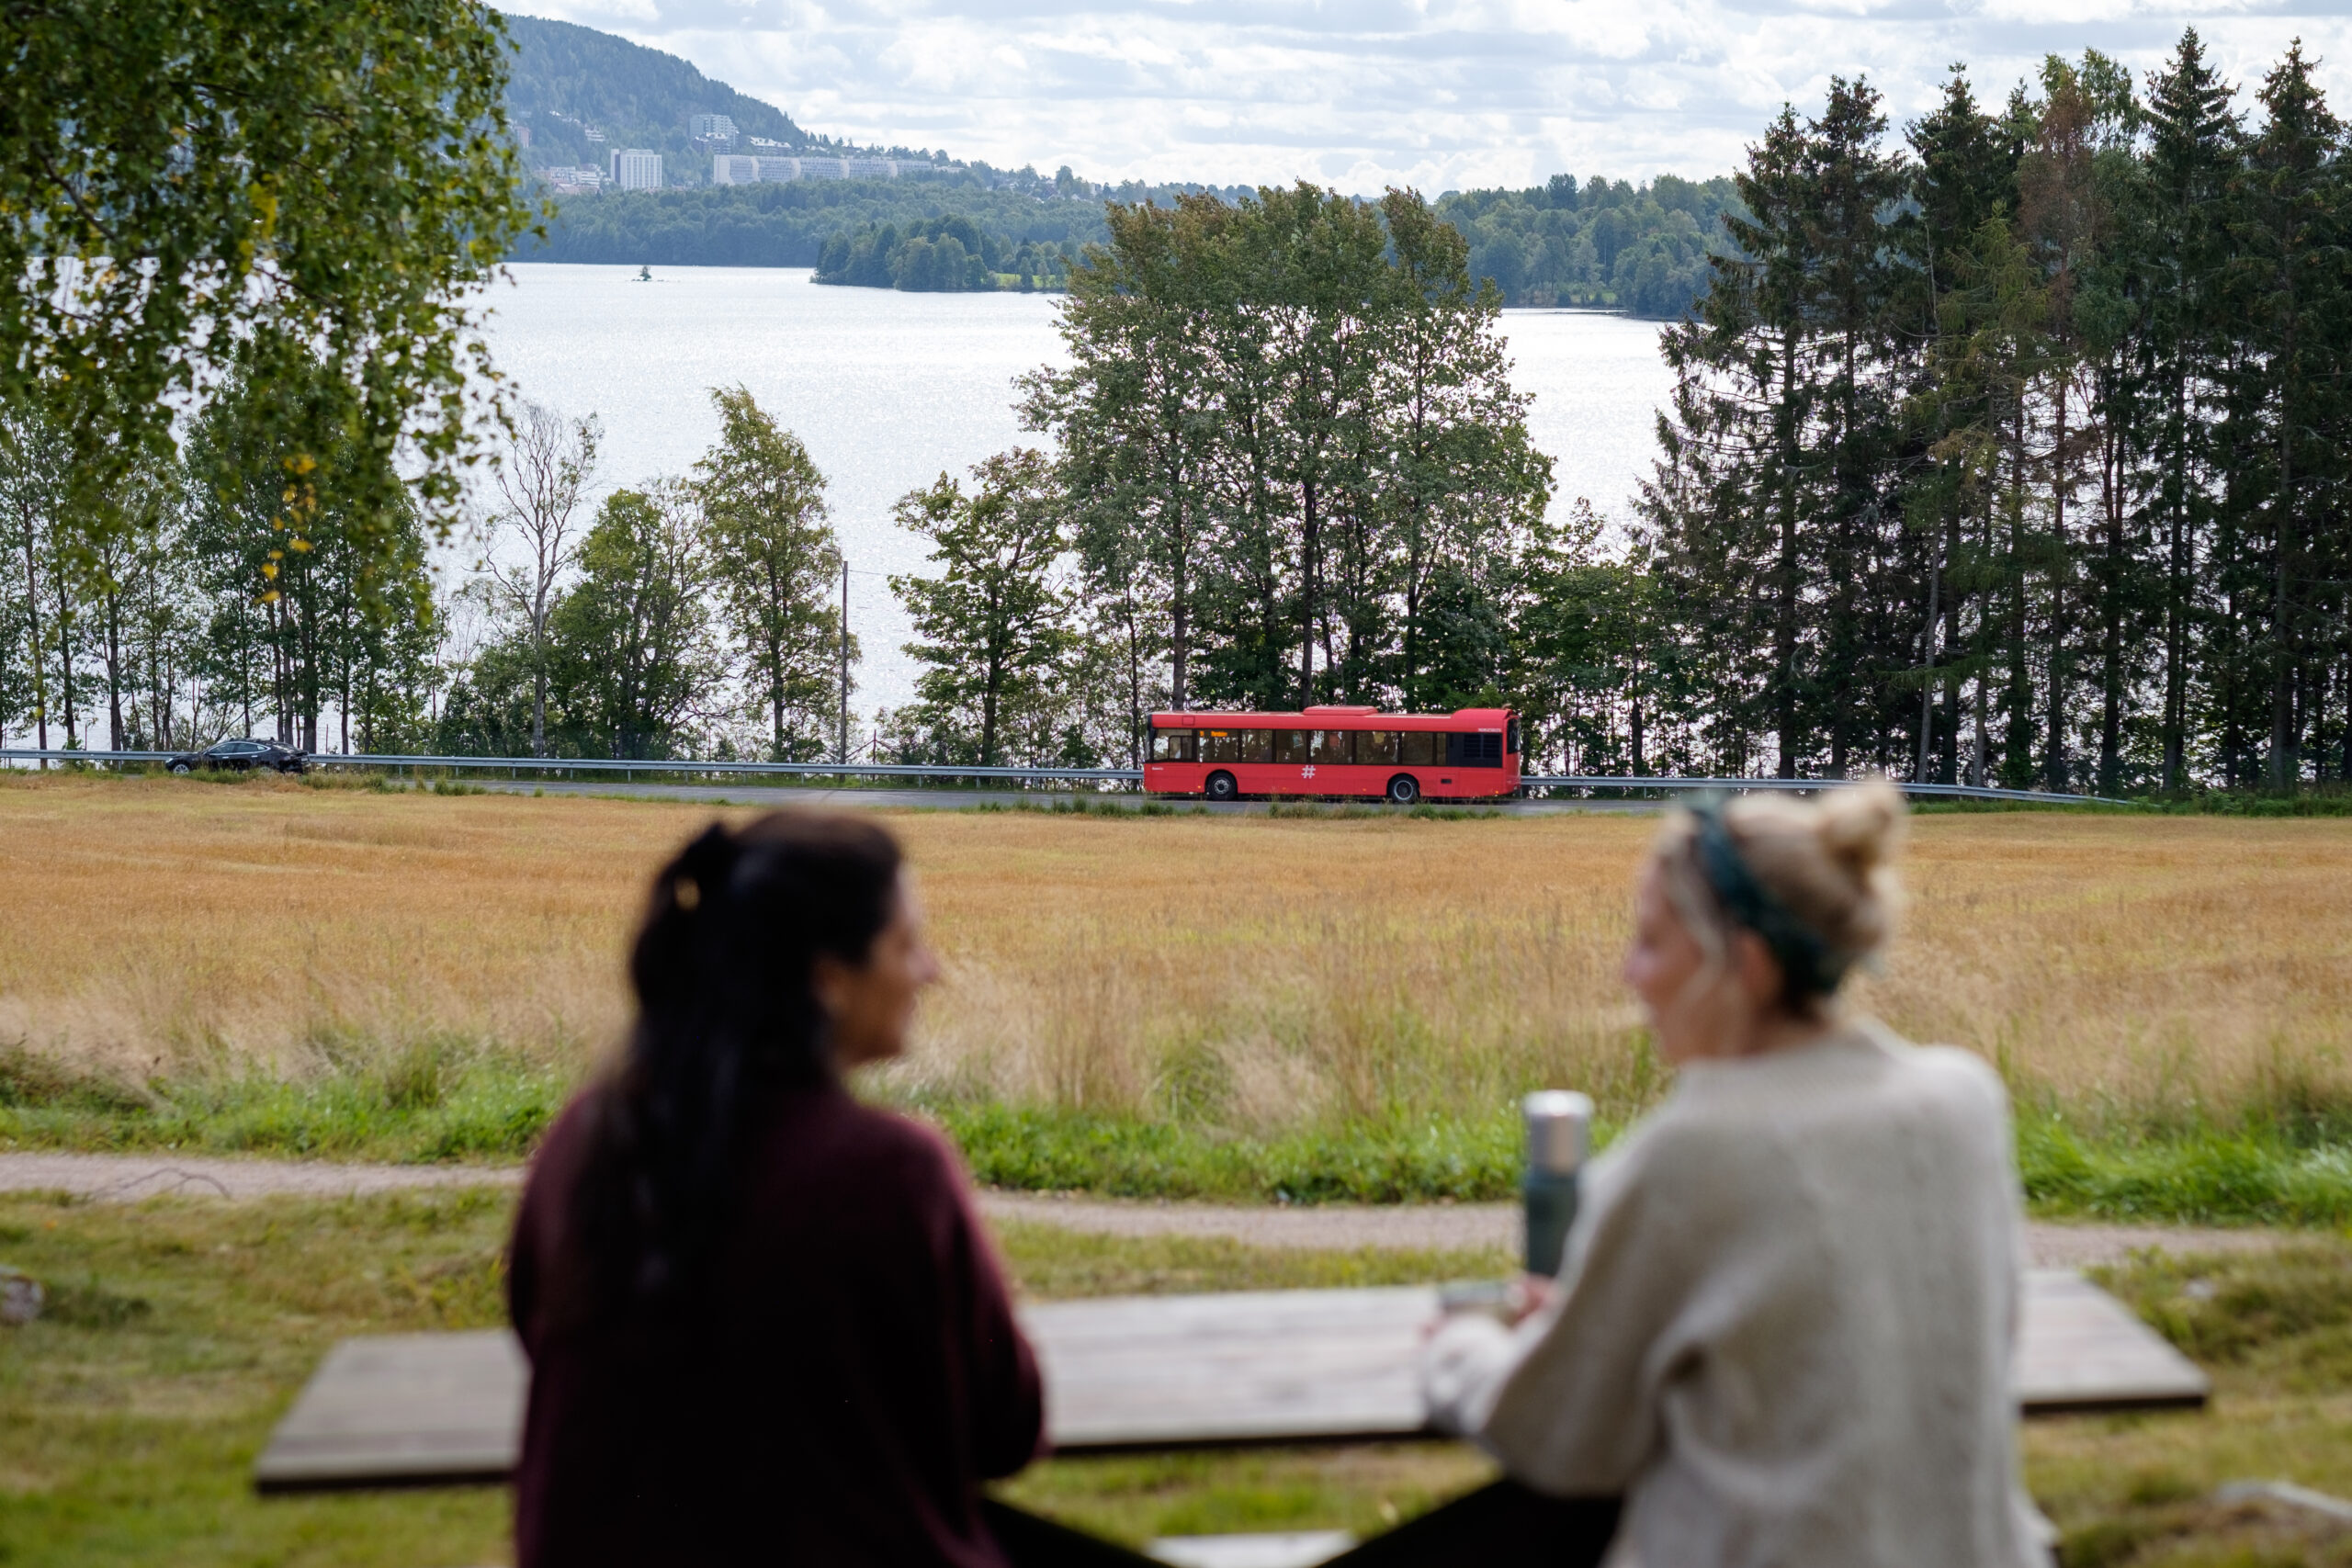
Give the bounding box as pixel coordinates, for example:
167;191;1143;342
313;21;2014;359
474;264;1674;714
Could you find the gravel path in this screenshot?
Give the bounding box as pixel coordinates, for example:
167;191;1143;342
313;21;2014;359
0;1150;526;1202
0;1151;2297;1269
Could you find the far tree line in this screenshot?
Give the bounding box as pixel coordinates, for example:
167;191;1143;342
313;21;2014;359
0;184;1590;774
1644;33;2352;792
526;175;1747;321
4;34;2347;794
0;372;861;767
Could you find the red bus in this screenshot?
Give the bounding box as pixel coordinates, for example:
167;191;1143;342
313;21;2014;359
1143;705;1521;805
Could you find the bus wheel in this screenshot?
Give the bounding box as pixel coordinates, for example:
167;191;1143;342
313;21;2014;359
1386;774;1420;806
1204;771;1238;803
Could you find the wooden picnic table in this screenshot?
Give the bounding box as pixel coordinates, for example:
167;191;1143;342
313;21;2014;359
253;1268;2205;1492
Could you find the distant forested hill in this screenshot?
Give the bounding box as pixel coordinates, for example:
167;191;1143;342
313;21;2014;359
501;13;893;174
514;180;1113;273
495;15;1740;317
1434;175;1744;317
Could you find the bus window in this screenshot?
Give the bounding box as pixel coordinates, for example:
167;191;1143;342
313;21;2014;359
1199;729;1240;763
1507;716;1521;755
1359;730;1399;764
1448;732;1503;767
1398;731;1437;766
1238;729;1272;763
1151;728;1195;762
1273;730;1311;764
1312;729;1354;763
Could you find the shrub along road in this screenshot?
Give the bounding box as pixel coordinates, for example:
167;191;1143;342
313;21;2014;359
0;1150;2289;1268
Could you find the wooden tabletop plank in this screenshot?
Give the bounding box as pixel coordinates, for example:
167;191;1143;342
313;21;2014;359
252;1269;2208;1490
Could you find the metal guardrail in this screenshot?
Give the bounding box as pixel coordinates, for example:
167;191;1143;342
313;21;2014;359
1520;774;2135;807
0;748;2134;806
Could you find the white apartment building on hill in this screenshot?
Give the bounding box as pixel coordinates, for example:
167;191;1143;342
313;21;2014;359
609;149;663;190
541;165;605;194
712;153;906;186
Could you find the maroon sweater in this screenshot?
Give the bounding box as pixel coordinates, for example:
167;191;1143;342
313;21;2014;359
507;1082;1044;1568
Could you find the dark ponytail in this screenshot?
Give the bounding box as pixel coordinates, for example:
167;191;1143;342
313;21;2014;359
571;812;903;1320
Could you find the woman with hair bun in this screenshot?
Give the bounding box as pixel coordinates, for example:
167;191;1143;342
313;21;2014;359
506;813;1047;1567
1425;783;2051;1568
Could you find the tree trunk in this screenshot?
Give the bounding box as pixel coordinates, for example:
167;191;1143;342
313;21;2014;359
1917;547;1940;781
1297;476;1319;708
2046;377;2069;794
52;558;74;750
1773;333;1801;778
2269;352;2298;788
20;503;45;761
2099;430;2125;794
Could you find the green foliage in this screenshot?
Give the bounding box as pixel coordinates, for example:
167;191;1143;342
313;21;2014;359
1017;185;1554;762
887;450;1079;766
2017;1117;2352;1226
815;213;1060;291
1431;173;1745;316
0;365;440;757
185;353;442;754
0;1048;562;1164
691;387;850;759
1631;40;2352;794
548;484;718;759
0;0;533;555
924;1100;1525;1203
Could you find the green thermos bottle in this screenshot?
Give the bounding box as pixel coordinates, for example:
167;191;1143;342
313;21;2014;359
1522;1089;1593;1278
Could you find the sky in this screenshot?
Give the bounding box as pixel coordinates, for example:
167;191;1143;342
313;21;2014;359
501;0;2352;194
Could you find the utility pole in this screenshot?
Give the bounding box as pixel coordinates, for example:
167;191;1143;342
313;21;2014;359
838;558;850;764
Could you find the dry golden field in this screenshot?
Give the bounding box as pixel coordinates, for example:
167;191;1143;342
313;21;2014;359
1;774;2348;1134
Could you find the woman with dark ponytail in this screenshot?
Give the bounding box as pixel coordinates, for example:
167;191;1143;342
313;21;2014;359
506;813;1045;1567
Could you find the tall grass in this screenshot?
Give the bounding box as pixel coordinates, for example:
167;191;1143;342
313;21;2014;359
2;774;2350;1216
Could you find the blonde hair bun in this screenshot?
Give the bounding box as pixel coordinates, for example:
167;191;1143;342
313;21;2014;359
1816;779;1906;882
1649;780;1909;1005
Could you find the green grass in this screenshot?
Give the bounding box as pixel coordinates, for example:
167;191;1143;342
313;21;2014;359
971;796;1197;818
930;1100;1524;1203
0;1188;518;1568
2031;1241;2352;1567
14;1194;2352;1561
0;1190;1506;1566
15;1048;2352;1226
12;1189;2352;1565
0;1043;561;1165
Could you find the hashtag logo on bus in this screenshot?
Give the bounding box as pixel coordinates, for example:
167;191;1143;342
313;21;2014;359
1301;766;1316;779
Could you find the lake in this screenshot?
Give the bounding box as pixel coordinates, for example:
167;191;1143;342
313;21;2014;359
473;263;1675;715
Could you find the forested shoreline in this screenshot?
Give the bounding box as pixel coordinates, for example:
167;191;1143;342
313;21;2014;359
518;175;1744;316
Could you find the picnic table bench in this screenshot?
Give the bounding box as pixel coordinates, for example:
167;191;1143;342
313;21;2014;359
255;1268;2203;1492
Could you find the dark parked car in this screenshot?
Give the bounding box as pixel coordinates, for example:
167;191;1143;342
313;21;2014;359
165;739;307;775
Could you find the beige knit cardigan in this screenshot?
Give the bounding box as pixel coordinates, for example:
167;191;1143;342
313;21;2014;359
1424;1023;2052;1568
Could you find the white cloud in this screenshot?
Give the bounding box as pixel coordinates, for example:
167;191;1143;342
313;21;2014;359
506;0;2352;188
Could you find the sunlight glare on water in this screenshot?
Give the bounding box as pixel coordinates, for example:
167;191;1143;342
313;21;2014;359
470;264;1674;713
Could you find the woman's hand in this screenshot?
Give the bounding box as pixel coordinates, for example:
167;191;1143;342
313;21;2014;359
1506;1274;1556;1326
1426;1274;1557;1339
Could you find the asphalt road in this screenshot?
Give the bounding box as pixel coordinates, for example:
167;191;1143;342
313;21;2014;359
469;779;1663;815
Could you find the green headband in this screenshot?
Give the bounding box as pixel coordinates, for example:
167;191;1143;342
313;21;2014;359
1688;799;1852;999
